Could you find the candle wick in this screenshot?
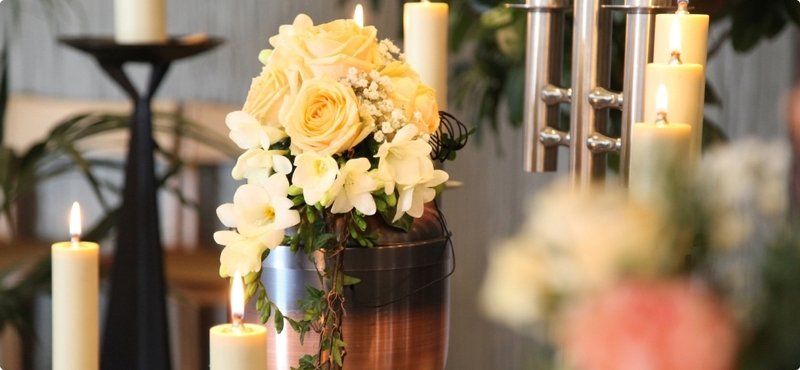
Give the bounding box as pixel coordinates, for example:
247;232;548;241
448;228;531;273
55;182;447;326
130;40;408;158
668;50;682;65
676;0;689;14
70;234;80;247
656;112;669;126
232;313;244;329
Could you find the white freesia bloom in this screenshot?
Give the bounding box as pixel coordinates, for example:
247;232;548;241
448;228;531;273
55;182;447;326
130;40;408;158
216;174;300;249
292;152;340;205
329;158;378;215
214;230;266;277
226;110;287;150
232;148;292;184
394;169;448;221
375;125;433;194
480;238;553;327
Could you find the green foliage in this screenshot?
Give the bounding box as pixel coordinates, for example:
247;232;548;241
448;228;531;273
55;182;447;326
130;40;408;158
0;111;236;338
738;231;800;370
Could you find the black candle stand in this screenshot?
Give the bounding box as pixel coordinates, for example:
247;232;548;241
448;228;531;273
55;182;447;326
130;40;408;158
60;36;222;370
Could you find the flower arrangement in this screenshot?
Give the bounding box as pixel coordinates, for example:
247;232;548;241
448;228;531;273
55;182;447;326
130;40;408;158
215;14;469;370
480;139;798;370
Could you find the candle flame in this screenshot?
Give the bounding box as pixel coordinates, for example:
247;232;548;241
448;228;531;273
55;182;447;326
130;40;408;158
69;202;82;241
230;270;245;326
353;4;364;27
668;17;682;56
655;84;669;114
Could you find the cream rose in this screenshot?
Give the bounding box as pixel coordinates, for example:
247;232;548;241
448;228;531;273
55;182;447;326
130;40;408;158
243;65;292;127
269;14;379;80
381;62;440;134
283;76;372;155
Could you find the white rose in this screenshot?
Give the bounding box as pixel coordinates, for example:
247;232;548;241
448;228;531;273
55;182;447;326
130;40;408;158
269;14;380;80
243;65;293;127
282;77;372;155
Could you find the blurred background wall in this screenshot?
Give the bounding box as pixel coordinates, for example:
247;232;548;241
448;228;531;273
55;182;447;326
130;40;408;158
1;0;796;368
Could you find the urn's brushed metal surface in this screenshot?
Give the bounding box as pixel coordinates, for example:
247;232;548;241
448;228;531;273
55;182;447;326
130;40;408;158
261;203;451;370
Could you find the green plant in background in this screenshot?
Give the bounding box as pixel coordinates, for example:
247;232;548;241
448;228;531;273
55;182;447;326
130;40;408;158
417;0;791;142
0;110;237;339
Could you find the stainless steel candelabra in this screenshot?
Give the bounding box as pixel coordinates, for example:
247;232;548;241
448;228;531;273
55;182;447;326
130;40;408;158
510;0;675;187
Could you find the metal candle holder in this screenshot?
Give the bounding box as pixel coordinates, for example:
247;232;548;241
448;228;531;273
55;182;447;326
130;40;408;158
510;0;675;186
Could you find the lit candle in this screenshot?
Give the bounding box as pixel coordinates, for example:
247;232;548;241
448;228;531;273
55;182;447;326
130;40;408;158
403;0;449;110
52;202;99;370
114;0;168;44
353;3;365;27
643;17;704;159
629;86;693;199
209;271;267;370
652;0;709;66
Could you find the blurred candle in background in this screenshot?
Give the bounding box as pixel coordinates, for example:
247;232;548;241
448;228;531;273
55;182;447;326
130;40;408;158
114;0;168;44
403;0;449;110
52;202;99;370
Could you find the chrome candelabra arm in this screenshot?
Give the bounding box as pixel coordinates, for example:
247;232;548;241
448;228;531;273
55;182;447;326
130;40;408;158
510;0;570;173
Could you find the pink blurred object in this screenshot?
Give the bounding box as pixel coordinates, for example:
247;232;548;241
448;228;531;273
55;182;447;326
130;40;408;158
559;280;738;370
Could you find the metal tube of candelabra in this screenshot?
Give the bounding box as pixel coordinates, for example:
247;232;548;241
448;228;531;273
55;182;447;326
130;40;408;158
510;0;677;184
614;0;672;184
510;0;569;173
569;0;612;188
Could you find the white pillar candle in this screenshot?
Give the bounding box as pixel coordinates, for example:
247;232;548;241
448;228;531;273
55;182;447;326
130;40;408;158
209;272;267;370
629;86;693;200
644;16;705;159
52;202;99;370
114;0;168;44
403;0;449;110
652;1;709;66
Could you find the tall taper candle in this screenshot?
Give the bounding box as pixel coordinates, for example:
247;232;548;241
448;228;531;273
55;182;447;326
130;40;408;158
404;0;449;110
52;202;99;370
114;0;167;44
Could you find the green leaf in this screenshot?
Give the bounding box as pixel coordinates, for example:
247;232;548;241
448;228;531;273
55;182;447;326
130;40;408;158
343;274;361;286
274;309;285;334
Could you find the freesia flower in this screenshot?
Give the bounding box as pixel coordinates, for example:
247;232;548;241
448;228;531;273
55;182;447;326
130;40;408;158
394;169;447;221
231;148;292;184
226;110;287;150
480;238;554;327
292;152;339;205
375;125;434;194
216;174;300;248
214;230;266;277
329;158;378;215
560;280;737;370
